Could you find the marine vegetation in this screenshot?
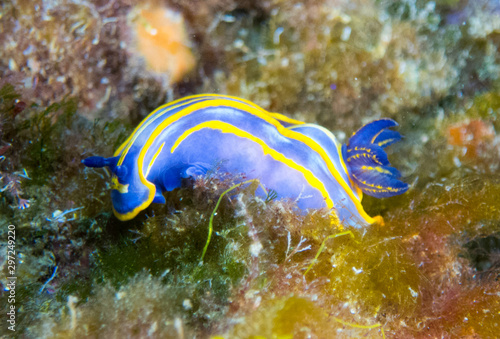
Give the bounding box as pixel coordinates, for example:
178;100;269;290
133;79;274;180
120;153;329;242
1;0;500;338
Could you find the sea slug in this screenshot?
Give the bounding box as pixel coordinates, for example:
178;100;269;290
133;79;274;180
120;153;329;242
83;94;408;226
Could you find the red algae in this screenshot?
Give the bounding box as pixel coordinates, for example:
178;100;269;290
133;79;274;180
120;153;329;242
447;119;495;159
0;0;128;112
377;173;500;337
0;0;197;117
399;282;500;338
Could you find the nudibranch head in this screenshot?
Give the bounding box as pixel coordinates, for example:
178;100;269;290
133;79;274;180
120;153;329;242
82;155;155;220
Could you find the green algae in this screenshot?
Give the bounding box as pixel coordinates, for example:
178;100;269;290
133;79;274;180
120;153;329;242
466;87;500;131
0;84;131;336
218;294;387;338
27;273;196;338
312;227;421;318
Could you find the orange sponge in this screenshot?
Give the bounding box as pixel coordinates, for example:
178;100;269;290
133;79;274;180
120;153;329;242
133;5;196;84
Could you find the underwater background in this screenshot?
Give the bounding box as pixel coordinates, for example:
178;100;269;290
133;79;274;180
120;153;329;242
1;0;500;337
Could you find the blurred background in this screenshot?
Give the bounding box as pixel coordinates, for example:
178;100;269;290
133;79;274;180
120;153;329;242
1;0;499;337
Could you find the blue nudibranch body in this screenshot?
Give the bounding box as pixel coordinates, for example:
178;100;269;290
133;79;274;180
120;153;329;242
83;94;408;227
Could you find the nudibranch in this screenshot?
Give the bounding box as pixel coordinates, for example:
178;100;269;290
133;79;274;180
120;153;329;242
83;94;408;227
